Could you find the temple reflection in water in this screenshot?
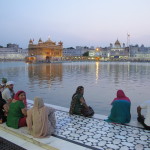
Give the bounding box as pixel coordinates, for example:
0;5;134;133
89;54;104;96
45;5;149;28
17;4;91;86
28;63;63;87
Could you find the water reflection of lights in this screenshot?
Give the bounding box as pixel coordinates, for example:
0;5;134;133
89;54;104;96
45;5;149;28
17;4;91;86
127;62;130;77
95;62;99;82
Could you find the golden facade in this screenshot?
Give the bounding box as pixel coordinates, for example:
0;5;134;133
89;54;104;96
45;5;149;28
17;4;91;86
27;38;63;62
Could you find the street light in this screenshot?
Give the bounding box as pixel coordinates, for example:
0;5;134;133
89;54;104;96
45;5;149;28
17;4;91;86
95;48;100;60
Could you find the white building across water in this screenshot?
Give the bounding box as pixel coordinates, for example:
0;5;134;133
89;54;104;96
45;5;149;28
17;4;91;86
109;39;129;59
0;44;28;60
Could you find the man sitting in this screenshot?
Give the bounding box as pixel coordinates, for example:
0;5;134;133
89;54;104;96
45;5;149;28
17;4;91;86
2;81;15;104
137;100;150;130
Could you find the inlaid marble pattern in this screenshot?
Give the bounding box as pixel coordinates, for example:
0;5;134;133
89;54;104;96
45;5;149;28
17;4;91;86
27;102;150;150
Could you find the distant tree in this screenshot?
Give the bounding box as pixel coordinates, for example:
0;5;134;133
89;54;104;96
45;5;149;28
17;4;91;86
0;45;3;48
84;46;89;49
67;47;75;49
83;51;89;56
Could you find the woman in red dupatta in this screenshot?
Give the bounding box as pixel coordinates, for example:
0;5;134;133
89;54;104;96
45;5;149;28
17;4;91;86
14;90;27;107
6;91;27;128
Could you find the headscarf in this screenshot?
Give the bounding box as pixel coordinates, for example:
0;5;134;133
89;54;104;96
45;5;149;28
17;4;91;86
76;86;84;93
2;78;7;84
33;97;44;109
111;90;131;104
27;97;48;137
6;81;14;86
72;86;84;99
14;90;27;107
27;96;55;138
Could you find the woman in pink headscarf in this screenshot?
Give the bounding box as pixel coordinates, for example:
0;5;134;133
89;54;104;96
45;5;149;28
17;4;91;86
111;90;131;104
6;91;27;129
105;90;131;124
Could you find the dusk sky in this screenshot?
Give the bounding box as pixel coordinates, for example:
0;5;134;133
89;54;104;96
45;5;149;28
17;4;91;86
0;0;150;48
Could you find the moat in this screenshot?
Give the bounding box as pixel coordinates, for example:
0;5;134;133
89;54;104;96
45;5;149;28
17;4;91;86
1;61;150;121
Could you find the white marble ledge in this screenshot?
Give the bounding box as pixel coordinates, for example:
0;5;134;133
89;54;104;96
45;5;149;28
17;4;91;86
0;123;58;150
0;123;91;150
0;100;149;150
0;130;46;150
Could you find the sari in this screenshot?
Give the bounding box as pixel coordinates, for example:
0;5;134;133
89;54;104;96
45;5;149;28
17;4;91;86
69;93;84;115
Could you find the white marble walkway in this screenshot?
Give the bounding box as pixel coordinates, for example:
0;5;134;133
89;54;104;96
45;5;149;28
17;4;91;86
0;100;149;150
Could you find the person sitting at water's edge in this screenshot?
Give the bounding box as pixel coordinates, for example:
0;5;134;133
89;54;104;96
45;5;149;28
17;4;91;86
69;86;94;117
0;78;7;92
105;89;131;124
0;93;7;123
2;81;15;104
6;91;27;129
26;97;56;138
137;100;150;130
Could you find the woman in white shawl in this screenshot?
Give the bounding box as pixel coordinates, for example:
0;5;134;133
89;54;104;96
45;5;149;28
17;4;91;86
26;97;56;138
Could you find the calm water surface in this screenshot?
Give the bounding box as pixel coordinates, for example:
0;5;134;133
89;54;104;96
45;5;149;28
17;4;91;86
1;61;150;120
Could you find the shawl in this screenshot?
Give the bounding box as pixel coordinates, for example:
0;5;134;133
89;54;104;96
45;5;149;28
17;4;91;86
69;92;83;115
106;100;131;124
26;97;55;138
69;86;84;115
105;90;131;124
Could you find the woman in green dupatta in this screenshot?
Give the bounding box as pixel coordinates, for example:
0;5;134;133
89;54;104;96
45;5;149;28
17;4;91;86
69;86;89;116
6;91;27;129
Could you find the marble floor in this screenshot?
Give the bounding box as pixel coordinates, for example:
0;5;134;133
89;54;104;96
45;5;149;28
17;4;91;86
27;102;150;150
0;129;46;150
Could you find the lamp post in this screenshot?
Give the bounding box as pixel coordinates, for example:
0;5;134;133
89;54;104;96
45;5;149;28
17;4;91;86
95;48;101;60
127;33;130;58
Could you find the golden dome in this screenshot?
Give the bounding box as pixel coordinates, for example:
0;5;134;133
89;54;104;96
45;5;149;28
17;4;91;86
46;37;53;43
115;39;120;46
45;38;56;45
29;39;33;44
58;41;63;46
38;38;42;43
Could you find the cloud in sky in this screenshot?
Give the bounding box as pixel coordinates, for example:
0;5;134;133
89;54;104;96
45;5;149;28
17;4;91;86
0;0;150;48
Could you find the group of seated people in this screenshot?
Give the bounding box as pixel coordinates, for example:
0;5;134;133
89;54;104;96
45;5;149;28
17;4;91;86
0;78;150;140
69;85;150;130
0;78;56;138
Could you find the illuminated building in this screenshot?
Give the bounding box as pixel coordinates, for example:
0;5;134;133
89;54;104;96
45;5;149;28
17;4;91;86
26;37;63;62
109;39;129;59
0;44;27;60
